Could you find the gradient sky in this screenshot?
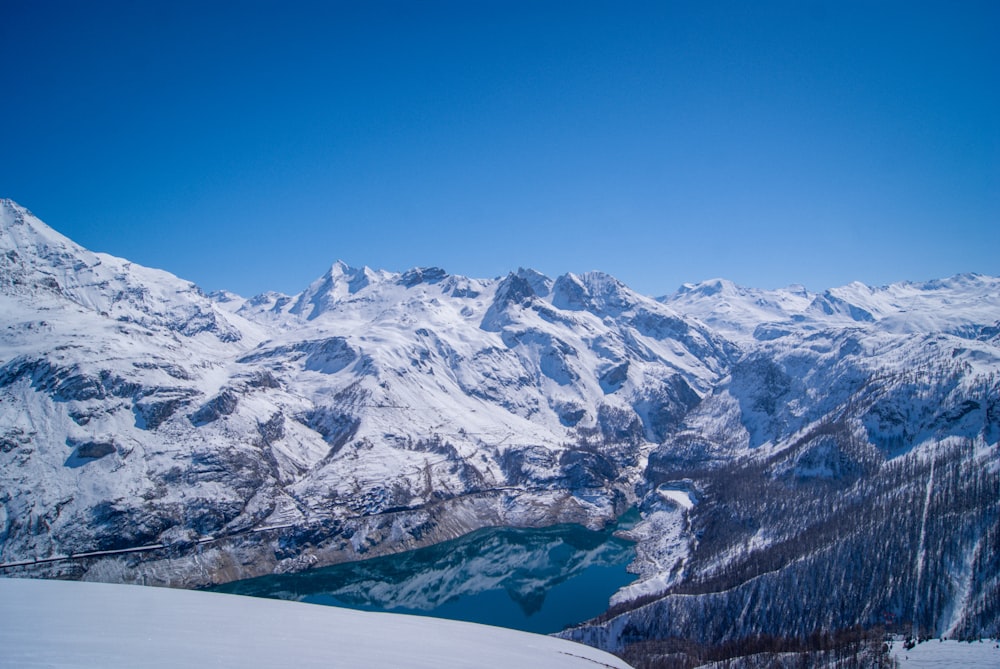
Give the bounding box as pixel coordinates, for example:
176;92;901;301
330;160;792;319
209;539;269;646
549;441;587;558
1;1;997;297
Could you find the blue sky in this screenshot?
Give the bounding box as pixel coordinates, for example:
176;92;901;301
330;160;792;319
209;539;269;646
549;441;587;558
1;1;997;297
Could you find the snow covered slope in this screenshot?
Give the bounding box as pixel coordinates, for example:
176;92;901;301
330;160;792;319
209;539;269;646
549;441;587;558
0;577;632;669
891;637;1000;668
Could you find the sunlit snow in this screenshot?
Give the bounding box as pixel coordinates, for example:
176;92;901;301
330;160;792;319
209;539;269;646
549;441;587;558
0;578;633;669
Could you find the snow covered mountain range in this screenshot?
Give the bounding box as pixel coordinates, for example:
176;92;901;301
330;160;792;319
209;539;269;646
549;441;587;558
1;199;998;662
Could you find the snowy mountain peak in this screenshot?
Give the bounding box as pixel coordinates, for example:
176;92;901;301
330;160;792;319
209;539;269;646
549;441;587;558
0;199;250;343
481;270;548;329
806;290;877;323
0;199;118;302
286;261;377;319
1;199;83;255
0;199;101;284
916;271;986;290
551;271;637;315
323;259;389;292
673;277;743;298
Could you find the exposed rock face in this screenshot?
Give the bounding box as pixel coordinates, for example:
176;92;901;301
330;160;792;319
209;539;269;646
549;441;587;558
1;199;998;656
72;441;116;460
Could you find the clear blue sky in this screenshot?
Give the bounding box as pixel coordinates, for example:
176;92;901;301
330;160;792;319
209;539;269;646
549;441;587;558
1;1;997;297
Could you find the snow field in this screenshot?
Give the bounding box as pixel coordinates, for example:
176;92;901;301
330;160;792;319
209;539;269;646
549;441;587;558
890;638;1000;668
0;577;633;669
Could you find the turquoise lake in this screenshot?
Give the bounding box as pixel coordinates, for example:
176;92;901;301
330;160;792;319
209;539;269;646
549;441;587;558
209;521;637;634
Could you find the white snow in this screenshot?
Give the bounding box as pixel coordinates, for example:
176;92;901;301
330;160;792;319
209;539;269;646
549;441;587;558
610;486;697;604
0;577;633;669
610;507;690;605
891;638;1000;668
657;488;694;510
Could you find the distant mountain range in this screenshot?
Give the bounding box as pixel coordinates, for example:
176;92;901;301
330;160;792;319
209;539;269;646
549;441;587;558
1;198;997;663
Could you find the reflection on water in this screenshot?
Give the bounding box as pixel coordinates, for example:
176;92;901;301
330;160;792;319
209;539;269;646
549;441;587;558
209;521;636;634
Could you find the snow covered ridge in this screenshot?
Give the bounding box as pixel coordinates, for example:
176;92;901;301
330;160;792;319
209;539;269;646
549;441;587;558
662;274;1000;341
0;577;633;669
1;198;999;662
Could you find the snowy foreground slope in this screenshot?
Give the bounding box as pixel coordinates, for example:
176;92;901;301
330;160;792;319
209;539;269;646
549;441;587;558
1;198;999;664
0;577;632;669
890;637;1000;669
